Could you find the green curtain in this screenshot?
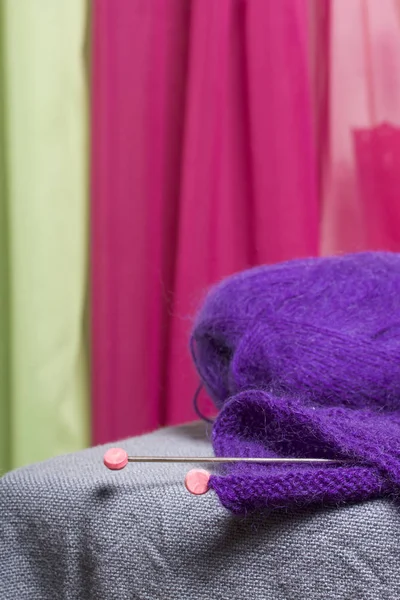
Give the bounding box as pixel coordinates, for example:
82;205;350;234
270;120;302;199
0;0;89;472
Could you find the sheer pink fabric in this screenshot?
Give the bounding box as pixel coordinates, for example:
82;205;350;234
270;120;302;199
320;0;400;254
91;0;318;444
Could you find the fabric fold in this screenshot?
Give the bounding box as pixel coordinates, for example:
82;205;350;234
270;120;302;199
0;0;89;469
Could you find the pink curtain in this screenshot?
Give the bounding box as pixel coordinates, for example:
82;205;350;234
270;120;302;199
91;0;318;444
319;0;400;254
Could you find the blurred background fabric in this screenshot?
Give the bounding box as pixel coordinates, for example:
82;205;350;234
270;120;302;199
1;0;400;469
91;0;318;444
319;0;400;255
0;0;89;472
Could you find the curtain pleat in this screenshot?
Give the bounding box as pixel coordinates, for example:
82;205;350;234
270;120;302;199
0;0;89;470
91;0;318;444
0;2;10;472
320;0;400;254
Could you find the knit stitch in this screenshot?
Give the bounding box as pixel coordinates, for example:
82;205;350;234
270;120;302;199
191;252;400;513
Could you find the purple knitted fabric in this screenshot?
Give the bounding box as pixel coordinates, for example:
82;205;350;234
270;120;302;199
191;252;400;514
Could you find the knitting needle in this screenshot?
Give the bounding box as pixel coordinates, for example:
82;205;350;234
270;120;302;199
103;448;347;470
103;448;349;496
125;456;345;464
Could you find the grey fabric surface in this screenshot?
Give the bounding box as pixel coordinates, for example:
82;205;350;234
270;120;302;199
1;422;400;600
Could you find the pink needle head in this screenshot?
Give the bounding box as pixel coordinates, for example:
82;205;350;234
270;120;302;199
185;468;210;495
103;447;128;470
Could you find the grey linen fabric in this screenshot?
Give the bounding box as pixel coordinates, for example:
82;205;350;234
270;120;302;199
1;421;400;599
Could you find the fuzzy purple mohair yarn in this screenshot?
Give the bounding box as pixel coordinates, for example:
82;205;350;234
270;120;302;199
191;252;400;514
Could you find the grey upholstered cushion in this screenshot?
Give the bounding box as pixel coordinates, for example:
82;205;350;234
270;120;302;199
1;421;400;599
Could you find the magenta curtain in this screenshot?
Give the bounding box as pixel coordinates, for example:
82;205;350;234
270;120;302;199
91;0;318;444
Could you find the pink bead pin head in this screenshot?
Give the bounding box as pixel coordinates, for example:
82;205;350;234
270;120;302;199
103;447;128;470
103;451;211;495
184;468;210;495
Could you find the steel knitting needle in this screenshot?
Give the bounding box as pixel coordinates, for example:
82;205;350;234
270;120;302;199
126;456;345;464
103;449;350;497
103;447;347;471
